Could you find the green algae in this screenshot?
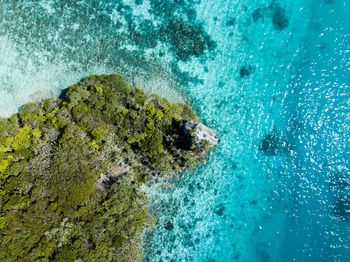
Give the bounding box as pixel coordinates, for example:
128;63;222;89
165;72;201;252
0;74;216;261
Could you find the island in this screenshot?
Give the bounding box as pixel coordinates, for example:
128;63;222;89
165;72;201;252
0;74;217;261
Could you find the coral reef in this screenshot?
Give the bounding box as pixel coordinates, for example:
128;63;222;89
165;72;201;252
259;132;281;156
239;65;255;78
251;3;289;31
0;74;217;261
333;196;350;221
271;3;289;31
162;18;216;60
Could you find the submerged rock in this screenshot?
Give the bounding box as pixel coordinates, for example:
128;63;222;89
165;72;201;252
259;132;281;155
239;65;255;78
333;196;350;221
164;221;174;231
214;203;225;216
0;74;217;261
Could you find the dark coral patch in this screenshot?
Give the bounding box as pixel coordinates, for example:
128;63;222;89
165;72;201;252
251;4;289;31
329;173;350;190
131;31;159;49
239;65;255;78
214;204;225;216
259;132;281;155
163;18;216;60
164;221;174;231
252;8;264;22
271;4;289;31
226;17;236;26
333;196;350;221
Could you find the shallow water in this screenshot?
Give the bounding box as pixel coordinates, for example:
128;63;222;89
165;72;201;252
0;0;349;261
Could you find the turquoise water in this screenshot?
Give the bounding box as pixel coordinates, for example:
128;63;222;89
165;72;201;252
282;1;350;261
0;0;349;261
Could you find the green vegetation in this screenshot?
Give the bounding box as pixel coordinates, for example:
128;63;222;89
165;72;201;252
0;74;216;261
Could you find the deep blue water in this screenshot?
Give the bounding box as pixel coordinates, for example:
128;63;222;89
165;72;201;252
282;1;350;260
0;0;349;261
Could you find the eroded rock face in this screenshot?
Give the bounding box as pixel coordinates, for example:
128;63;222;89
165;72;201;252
183;120;218;150
0;74;217;262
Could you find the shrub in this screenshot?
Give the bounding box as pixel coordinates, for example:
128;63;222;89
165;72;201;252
0;74;215;262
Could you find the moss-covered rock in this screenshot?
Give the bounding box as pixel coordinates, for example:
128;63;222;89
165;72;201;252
0;74;217;261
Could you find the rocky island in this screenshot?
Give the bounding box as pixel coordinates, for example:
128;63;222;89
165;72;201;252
0;74;217;261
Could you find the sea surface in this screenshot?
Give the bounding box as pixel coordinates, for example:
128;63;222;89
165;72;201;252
0;0;349;261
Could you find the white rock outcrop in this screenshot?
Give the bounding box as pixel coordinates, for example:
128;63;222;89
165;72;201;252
183;120;218;149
